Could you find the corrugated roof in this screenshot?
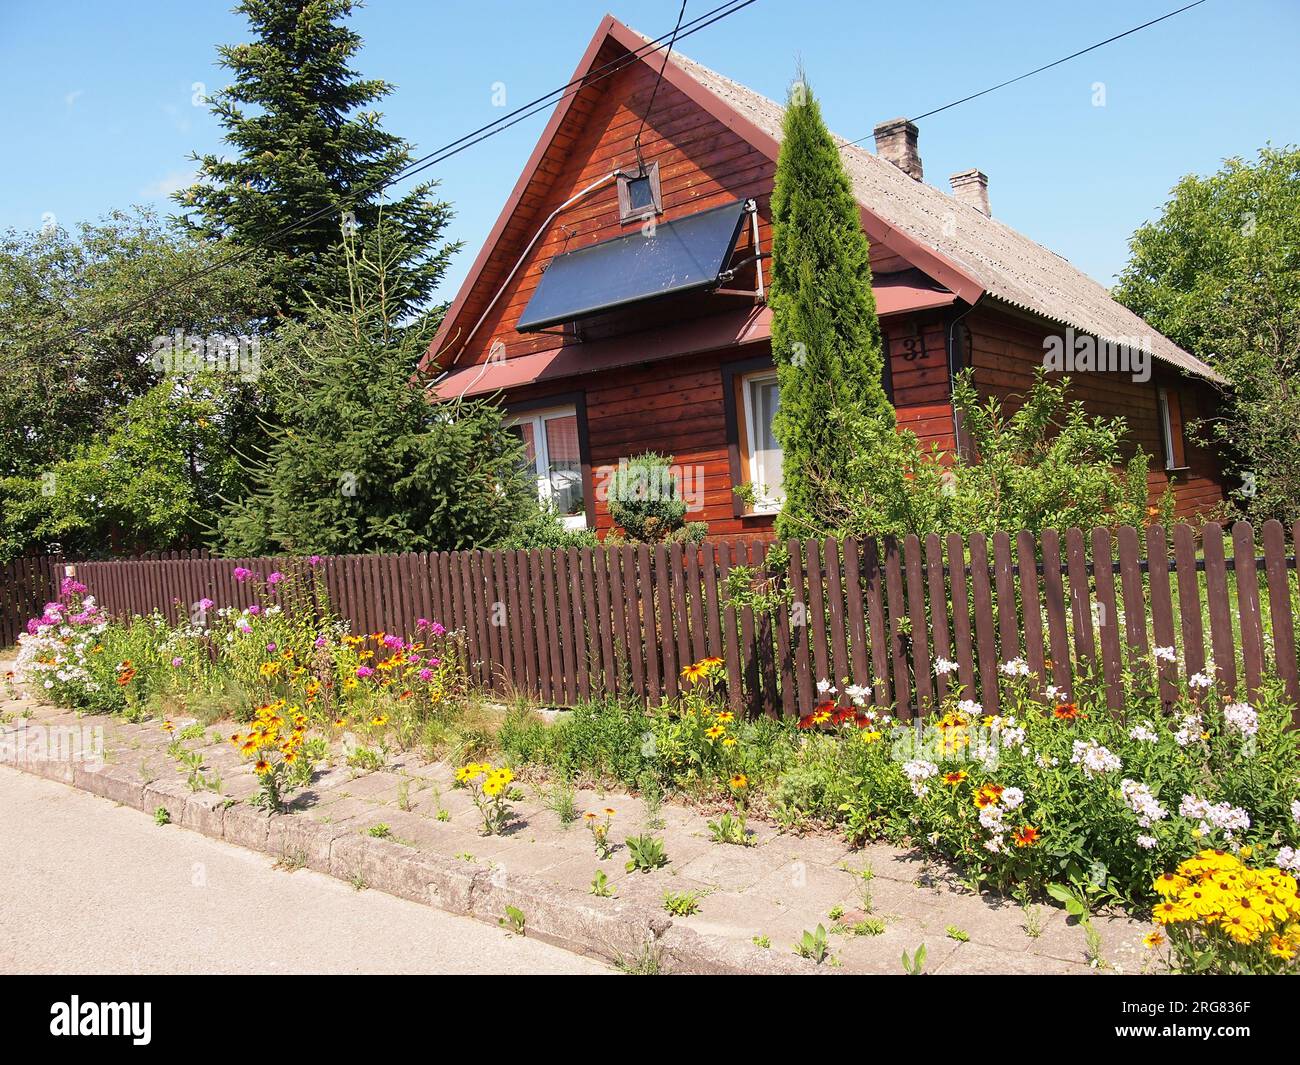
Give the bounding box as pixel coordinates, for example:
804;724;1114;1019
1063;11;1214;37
656;39;1221;384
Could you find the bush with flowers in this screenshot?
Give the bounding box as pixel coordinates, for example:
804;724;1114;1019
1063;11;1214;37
13;565;471;766
1147;848;1300;973
500;648;1300;914
454;761;516;835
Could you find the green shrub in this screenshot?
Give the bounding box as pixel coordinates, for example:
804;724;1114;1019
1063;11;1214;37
604;452;706;545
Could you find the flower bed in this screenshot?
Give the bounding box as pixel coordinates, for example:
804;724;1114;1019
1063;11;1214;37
10;575;1300;974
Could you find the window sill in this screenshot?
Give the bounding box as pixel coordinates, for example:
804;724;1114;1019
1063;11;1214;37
560;514;588;531
1164;466;1190;474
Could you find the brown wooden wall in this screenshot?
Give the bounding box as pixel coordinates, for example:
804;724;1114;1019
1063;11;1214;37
965;305;1226;517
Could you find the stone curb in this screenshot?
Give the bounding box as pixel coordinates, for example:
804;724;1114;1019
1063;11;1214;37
8;755;822;975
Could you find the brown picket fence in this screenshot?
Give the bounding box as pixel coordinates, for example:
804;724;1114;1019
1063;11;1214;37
0;554;63;649
6;522;1300;719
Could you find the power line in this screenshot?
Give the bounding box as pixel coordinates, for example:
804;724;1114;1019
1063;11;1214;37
634;0;689;171
2;0;759;374
841;0;1209;146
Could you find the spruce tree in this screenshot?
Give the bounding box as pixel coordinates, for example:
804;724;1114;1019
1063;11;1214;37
177;0;457;316
218;229;534;555
768;75;894;539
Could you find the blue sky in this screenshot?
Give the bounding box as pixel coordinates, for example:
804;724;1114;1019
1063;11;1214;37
1;0;1296;299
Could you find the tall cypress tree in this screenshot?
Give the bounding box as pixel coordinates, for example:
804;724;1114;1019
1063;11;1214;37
176;0;458;317
769;75;894;539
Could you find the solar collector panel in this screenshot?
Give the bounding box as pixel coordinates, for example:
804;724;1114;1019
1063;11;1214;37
516;199;749;333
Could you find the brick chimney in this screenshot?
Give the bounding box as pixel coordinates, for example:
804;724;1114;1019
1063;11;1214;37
949;169;991;216
872;118;923;181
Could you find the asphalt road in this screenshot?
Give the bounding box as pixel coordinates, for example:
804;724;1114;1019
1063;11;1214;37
0;765;609;975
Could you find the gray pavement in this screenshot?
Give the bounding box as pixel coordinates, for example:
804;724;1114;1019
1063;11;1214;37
0;765;610;975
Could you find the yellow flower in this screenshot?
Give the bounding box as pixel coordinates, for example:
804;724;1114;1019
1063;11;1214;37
1269;933;1298;961
1142;930;1166;949
1153;872;1187;897
254;759;272;775
161;721;174;733
715;712;734;723
704;725;726;741
722;737;737;747
482;777;503;797
1152;900;1192;925
369;714;388;727
729;773;748;791
861;730;882;744
681;662;708;683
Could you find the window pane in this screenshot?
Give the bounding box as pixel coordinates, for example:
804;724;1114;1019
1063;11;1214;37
544;414;583;516
626;176;655;212
750;378;784;502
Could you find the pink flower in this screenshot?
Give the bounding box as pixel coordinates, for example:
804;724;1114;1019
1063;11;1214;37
266;571;284;586
416;618;430;630
382;634;404;650
238;623;253;635
266;642;277;653
247;605;261;616
314;635;327;649
233;567;253;582
355;666;374;679
308;555;323;567
198;597;214;611
60;577;88;596
418;668;434;682
429;622;446;638
171;656;184;667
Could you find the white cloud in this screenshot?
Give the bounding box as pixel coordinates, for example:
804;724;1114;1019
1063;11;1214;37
64;89;84;108
141;169;199;199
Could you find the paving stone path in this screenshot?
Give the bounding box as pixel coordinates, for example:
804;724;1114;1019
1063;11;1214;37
0;671;1151;974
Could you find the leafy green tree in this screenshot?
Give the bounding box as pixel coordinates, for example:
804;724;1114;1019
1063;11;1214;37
1114;146;1300;524
0;209;268;481
0;379;250;560
768;75;894;539
219;229;534;555
177;0;458;316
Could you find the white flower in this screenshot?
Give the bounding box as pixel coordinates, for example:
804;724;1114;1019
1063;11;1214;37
999;725;1026;749
979;806;1005;832
1121;778;1168;827
902;759;938;782
1180;794;1250;835
1188;672;1214;690
1153;646;1177;664
1173;714;1202;747
1035;753;1059;769
934;658;959;676
1292;800;1300;825
1129;722;1159;743
999;657;1030;678
957;698;982;717
816;678;836;696
983;837;1005;854
845;683;870;706
1136;835;1158;850
1070;739;1121;778
1045;684;1068;702
1223;702;1259;737
1277;847;1300;872
1001;786;1024;810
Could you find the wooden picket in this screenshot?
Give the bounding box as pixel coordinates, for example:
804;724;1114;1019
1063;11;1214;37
5;522;1299;722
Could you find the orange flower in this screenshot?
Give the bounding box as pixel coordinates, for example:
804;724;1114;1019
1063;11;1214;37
1053;702;1080;721
973;783;1004;808
1012;825;1040;847
942;770;968;786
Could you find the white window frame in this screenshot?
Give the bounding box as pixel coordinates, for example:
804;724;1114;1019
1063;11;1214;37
508;406;587;529
741;370;783;515
1156;387;1186;471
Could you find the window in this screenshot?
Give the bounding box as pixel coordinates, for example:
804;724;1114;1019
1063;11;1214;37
1157;387;1188;471
508;407;587;528
740;370;784;513
616;162;662;223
